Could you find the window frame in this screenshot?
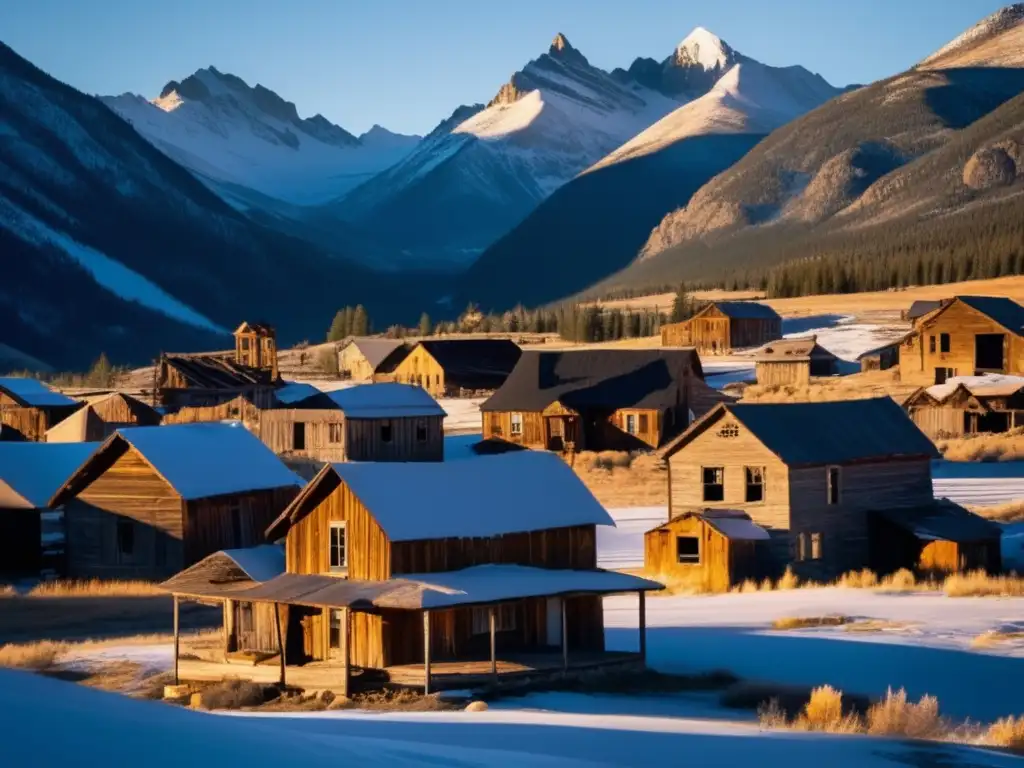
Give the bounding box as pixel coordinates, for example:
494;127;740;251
329;521;347;574
676;535;700;564
327;422;343;444
744;466;765;503
415;420;428;443
827;465;841;506
625;413;637;434
939;332;951;354
702;466;725;502
510;412;523;437
929;335;936;354
797;532;824;561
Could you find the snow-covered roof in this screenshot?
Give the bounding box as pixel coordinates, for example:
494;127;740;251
700;509;771;541
0;377;78;407
221;545;285;583
927;374;1024;401
274;381;322;405
0;442;100;508
327;383;446;418
272;450;612;542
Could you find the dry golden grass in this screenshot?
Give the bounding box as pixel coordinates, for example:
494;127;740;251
571;451;667;507
938;428;1024;462
27;580;164;598
739;369;919;405
865;688;943;739
971;500;1024;523
777;568;800;590
986;716;1024;750
944;571;1024;597
971;629;1024;648
835;569;880;589
772;615;852;630
0;640;67;670
793;685;864;733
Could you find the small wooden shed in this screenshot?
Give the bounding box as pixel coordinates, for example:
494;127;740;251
0;377;80;441
661;302;782;355
388;339;522;396
904;375;1024;439
155;352;279;410
870;501;1002;576
45;392;161;442
754;336;840;386
644;509;769;592
857;339;903;372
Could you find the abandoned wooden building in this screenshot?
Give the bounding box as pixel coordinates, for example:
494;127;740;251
899;296;1024;386
857;339;902;372
338;339;410;381
644;509;769;593
163;451;660;694
0;441;97;576
480;349;729;452
387;339;522;396
234;322;279;377
258;383;446;463
754;336;840;386
0;377;80;441
50;423;303;580
903;374;1024;439
45;392;161;442
657;397;994;584
661;302;782;355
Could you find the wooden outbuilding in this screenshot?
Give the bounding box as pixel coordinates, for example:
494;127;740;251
258;383;446;463
661;302;782;355
339;339;410;382
481;349;730;453
0;377;80;441
899;296;1024;386
45;392;160;443
50;423;303;580
387;339;522;396
164;451;660;694
659;398;957;581
644;509;768;592
754;336;840;386
0;442;98;576
857;339;903;372
903;300;943;326
903;374;1024;439
870;501;1002;576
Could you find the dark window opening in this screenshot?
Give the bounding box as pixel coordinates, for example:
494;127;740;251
416;422;427;442
702;467;724;502
676;536;700;564
827;466;840;505
638;414;649;433
975;333;1006;372
929;336;936;353
625;414;637;434
745;466;765;502
293;421;306;450
380;421;393;443
939;333;950;353
934;367;955;385
328;423;343;444
116;520;134;558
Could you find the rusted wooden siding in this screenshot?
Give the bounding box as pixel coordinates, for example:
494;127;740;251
756;361;811;387
389;346;447;396
344;416;444;462
184;487;298;566
259;409;348;462
0;392;77;441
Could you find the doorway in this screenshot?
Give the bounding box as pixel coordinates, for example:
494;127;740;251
975;334;1006;372
547;418;565;451
293;421;306;450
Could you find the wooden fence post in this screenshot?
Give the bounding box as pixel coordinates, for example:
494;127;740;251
423;610;432;695
638;590;647;663
274;602;286;687
489;606;497;682
172;594;180;685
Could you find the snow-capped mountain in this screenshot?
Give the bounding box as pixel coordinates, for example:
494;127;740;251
613;27;744;98
327;34;682;263
102;67;420;207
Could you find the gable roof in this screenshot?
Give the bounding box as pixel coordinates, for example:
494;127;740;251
754;336;838;363
161;545;285;597
326;383;445;418
345;339;409;371
662;397;938;466
652;508;770;541
875;501;1000;543
707;301;782;320
268;450;612;542
920;296;1024;336
161;353;277;390
481;349;705;412
91;392;161;424
51;423;303;505
0;377;78;408
416;339;522;382
0;442;100;509
906;300;943;320
274;381;323;405
926;374;1024;402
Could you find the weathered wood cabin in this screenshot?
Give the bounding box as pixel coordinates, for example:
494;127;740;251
164;451;660;693
339;339;410;382
258;383;446;463
0;378;80;441
644;509;769;592
857;339;902;372
754;336;840;386
658;398;995;583
387;339;522;397
900;296;1024;386
661;302;782;355
480;349;729;452
45;392;161;442
50;423;303;580
0;442;97;575
155;322;281;410
903;374;1024;439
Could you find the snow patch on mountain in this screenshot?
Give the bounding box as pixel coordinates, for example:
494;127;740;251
675;27;735;71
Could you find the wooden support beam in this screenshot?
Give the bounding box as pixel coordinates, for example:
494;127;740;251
274;602;285;687
638;590;647;663
561;598;568;673
489;606;497;681
343;608;351;699
172;594;180;685
423;610;432;695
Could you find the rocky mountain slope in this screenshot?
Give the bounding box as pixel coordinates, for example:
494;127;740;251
612;27;745;98
457;40;842;309
0;42;411;370
325;34;681;265
621;4;1024;290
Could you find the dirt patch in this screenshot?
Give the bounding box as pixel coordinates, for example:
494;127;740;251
772;615;852;630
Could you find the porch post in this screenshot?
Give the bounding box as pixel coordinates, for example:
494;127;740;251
423;610;432;695
489;606;497;682
343;608;351;699
274;602;286;687
638;590;647;663
172;594;180;685
561;598;568;672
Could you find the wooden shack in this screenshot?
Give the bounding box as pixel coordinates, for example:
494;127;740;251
339;339;410;382
903;375;1024;439
870;502;1001;576
0;377;80;441
0;442;98;576
754;336;840;386
388;339;521;396
164;452;660;694
857;339;903;372
659;398;950;581
661;302;782;355
644;509;768;592
50;423;303;580
481;349;730;453
258;383;446;462
899;296;1024;386
45;392;160;442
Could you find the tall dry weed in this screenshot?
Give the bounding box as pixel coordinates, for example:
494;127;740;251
0;641;67;670
866;688;943;738
986;716;1024;751
794;685;862;733
944;571;1024;597
27;579;163;598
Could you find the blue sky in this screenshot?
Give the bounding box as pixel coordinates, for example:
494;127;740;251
3;0;1007;135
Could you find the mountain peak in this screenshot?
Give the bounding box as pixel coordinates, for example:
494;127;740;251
550;32;572;55
674;26;735;71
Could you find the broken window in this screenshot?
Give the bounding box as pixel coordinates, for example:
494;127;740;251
702;467;725;502
676;536;700;564
745;466;765;502
717;423;739;438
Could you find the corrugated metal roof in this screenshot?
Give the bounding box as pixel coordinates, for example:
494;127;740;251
0;377;78;407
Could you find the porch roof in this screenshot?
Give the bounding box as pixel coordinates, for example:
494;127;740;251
875;501;1001;543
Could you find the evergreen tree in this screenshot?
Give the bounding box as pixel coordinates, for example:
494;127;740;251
352;305;369;336
670;283;691;323
327;310;346;342
87;353;113;387
418;312;432;337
